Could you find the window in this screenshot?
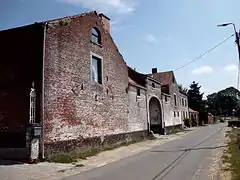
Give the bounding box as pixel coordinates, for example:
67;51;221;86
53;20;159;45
185;99;187;107
137;88;140;96
152;83;155;88
174;94;177;106
183;111;185;119
91;56;102;84
91;28;101;44
165;95;168;102
182;98;184;106
177;111;179;117
174;111;176;117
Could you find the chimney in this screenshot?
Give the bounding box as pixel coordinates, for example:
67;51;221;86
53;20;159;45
152;68;157;74
99;13;110;33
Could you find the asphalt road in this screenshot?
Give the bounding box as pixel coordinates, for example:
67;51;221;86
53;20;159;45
63;123;226;180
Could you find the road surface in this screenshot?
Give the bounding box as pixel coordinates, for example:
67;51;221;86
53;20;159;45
63;123;226;180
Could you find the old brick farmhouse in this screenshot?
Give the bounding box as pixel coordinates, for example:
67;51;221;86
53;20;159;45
0;11;189;160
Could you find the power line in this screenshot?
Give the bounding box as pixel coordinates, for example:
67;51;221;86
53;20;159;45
174;34;234;72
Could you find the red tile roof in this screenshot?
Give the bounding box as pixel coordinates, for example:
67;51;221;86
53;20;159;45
148;71;174;85
128;77;146;89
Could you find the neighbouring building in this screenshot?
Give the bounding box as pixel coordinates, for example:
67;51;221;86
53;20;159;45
188;108;199;126
148;69;188;133
179;90;189;121
128;67;164;135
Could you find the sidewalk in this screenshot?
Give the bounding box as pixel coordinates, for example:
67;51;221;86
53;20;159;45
0;127;200;180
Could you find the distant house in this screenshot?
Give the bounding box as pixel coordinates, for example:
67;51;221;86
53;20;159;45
189;108;199;126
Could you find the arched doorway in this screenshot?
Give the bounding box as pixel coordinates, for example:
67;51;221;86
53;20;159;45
149;97;163;134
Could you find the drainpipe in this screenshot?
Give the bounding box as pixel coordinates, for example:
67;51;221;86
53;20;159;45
40;21;48;159
145;78;150;135
161;94;165;135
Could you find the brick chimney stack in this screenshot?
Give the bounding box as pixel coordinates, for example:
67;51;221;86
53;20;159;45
99;13;110;33
152;68;157;74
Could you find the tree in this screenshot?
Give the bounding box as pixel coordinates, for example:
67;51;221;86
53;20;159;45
178;84;188;93
187;81;204;112
206;87;240;117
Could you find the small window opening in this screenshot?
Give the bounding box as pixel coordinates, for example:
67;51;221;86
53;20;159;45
137;88;140;96
174;94;177;106
91;28;101;44
152;83;155;88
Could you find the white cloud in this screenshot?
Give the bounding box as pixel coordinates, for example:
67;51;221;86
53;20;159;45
58;0;135;14
192;66;213;74
145;34;157;43
224;64;237;72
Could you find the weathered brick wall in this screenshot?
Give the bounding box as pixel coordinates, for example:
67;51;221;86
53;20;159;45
146;78;162;100
128;85;147;132
43;12;129;144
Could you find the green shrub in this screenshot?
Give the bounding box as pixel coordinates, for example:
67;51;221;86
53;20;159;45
184;118;192;127
48;153;76;163
191;118;198;127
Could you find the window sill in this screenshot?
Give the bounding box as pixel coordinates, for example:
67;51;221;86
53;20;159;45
90;40;103;48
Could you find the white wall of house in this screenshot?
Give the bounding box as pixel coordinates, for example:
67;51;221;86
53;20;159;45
127;84;148;132
162;93;182;127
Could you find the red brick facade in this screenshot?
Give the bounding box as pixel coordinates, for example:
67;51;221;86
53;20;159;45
43;12;130;146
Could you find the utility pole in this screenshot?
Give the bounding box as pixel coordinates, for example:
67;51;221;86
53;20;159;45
218;23;240;92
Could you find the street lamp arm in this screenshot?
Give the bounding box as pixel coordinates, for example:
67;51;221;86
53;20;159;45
218;23;237;32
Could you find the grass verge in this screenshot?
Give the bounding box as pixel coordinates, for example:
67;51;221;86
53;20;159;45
223;128;240;180
47;137;156;164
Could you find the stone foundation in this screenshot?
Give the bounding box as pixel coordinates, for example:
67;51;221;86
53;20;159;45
164;124;183;135
44;130;149;156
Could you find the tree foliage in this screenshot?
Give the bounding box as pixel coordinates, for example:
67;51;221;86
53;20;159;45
178;84;188;93
206;87;240;116
187;81;205;112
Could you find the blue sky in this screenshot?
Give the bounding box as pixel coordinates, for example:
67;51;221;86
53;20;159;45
1;0;240;98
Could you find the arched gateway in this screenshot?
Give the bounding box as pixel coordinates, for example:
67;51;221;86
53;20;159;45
149;97;163;134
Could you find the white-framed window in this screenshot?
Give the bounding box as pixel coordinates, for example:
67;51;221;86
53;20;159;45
185;99;187;107
91;54;102;84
